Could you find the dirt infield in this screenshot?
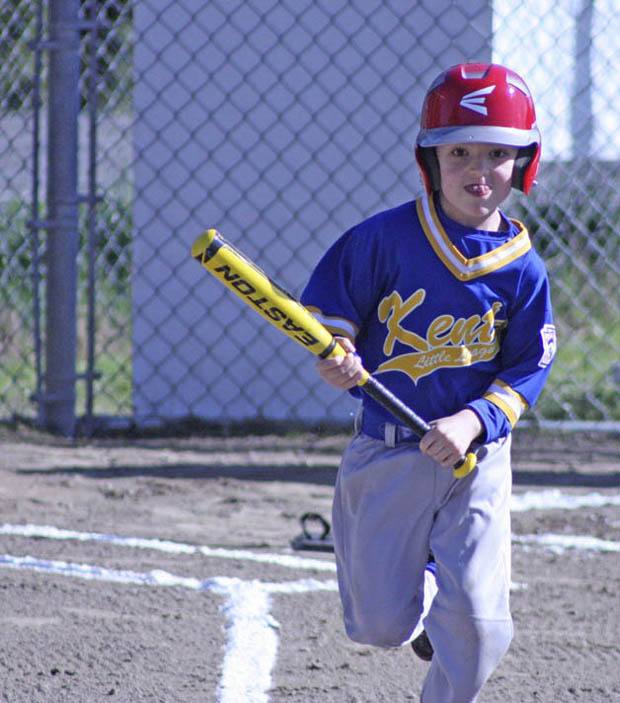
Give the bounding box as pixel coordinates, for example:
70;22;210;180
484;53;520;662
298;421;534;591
0;425;618;702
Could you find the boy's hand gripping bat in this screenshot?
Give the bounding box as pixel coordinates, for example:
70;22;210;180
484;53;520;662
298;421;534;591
191;229;478;479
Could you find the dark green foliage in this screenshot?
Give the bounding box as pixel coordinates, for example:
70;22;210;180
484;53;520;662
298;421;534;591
0;1;36;111
1;0;133;113
0;194;133;301
79;0;134;112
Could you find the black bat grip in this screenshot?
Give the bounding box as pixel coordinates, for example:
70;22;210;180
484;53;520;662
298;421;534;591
360;375;431;437
359;375;477;478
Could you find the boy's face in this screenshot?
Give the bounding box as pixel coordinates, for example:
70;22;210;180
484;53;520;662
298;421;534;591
435;143;519;230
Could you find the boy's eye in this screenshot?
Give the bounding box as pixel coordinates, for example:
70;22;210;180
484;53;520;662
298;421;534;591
451;147;467;157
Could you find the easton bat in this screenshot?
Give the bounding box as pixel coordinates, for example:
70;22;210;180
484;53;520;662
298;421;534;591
191;229;477;478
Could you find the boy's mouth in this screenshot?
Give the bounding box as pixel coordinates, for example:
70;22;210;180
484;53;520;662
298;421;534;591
464;184;490;197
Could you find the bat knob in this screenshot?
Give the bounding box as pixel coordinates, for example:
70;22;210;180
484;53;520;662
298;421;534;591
452;451;477;479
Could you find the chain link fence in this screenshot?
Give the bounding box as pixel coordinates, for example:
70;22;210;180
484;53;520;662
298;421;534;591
1;0;619;433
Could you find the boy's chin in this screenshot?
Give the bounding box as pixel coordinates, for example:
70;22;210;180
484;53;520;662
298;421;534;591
459;205;501;230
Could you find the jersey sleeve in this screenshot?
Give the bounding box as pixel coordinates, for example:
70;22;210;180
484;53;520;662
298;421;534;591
300;227;381;340
467;253;556;443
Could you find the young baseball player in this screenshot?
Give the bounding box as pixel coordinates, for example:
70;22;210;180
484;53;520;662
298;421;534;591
301;63;556;702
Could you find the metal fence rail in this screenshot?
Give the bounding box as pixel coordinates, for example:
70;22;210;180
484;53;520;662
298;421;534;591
1;0;619;434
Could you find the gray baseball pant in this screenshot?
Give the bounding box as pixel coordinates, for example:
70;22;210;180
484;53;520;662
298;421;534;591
331;430;513;703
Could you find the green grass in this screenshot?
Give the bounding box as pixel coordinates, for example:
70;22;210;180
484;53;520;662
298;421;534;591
534;314;620;421
0;194;134;420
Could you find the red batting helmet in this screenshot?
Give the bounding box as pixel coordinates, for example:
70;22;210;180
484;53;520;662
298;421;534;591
415;63;541;194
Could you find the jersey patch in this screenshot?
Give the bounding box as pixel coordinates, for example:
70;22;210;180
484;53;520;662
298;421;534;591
538;324;557;368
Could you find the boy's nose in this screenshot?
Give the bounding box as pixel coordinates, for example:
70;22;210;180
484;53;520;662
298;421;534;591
468;155;490;175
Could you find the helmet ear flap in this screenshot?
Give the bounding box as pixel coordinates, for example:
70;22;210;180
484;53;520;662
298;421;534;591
415;146;441;194
512;144;539;193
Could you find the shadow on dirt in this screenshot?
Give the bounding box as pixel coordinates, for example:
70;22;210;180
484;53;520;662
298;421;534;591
512;469;620;488
16;463;340;485
16;463;620;488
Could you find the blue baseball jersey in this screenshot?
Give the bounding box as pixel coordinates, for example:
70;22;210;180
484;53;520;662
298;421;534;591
301;193;556;443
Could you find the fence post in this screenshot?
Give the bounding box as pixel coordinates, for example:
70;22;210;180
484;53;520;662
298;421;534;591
42;0;81;435
572;0;594;155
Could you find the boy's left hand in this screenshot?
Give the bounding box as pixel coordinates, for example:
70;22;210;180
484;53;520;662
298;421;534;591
419;409;482;468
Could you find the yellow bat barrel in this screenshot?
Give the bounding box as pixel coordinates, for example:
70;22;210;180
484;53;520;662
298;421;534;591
192;229;345;361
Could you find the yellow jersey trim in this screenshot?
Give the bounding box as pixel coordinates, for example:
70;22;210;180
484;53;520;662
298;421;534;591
484;379;529;428
306;306;358;341
416;194;532;281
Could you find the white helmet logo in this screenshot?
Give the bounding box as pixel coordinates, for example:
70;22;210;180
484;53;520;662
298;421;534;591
459;85;496;116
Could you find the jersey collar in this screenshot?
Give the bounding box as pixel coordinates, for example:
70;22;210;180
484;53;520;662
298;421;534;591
416;193;531;281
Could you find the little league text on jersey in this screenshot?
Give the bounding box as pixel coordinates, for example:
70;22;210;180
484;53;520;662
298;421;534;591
376;288;506;383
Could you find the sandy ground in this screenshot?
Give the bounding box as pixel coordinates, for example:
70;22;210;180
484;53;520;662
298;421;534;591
0;424;619;703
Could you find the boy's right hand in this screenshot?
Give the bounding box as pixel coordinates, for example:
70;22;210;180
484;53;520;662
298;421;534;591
315;336;365;390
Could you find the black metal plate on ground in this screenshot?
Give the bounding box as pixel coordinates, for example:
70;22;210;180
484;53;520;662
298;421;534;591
290;512;334;552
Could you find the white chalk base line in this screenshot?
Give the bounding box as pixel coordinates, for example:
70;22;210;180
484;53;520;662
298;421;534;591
0;552;336;703
0;523;337;572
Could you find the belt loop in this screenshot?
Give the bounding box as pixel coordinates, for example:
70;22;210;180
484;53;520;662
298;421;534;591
384;423;396;448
